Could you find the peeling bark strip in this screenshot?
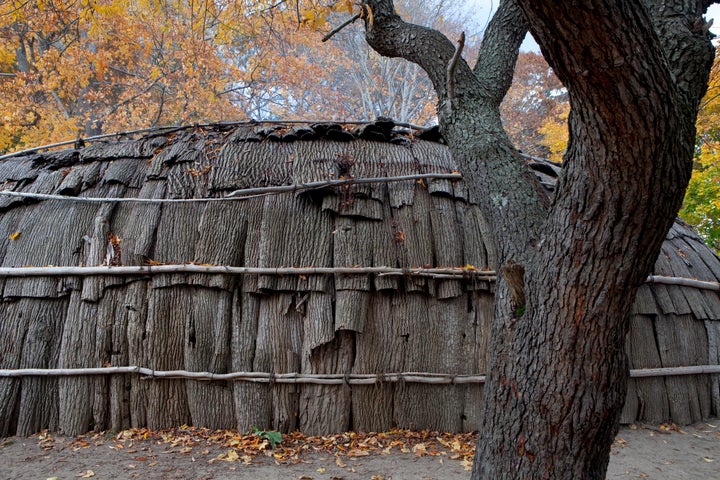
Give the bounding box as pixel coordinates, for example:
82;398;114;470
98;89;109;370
358;0;716;479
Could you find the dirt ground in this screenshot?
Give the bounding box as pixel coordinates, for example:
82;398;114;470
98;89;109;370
1;420;719;480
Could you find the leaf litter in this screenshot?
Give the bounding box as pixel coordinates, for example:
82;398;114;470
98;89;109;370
32;426;478;466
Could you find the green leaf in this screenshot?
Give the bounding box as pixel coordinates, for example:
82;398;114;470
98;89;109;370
251;426;283;448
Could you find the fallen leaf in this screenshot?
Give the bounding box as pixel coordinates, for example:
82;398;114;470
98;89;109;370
335;456;347;467
347;449;370;457
703;457;714;462
461;458;473;471
412;443;427;456
78;470;95;478
9;231;20;240
213;449;239;462
316;467;326;473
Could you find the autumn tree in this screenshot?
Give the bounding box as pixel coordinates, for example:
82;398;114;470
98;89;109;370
682;44;720;252
0;0;265;152
352;0;715;478
501;52;566;159
0;0;476;152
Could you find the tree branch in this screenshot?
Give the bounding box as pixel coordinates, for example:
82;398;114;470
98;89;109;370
446;32;465;107
322;13;361;42
361;0;480;102
473;0;530;106
641;0;716;113
359;0;548;264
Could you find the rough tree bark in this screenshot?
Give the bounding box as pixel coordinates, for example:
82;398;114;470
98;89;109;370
359;0;715;478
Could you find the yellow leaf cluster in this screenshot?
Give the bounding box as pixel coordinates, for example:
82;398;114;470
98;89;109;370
538;102;569;163
302;8;329;29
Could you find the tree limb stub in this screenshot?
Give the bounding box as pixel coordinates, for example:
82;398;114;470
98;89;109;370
500;260;525;310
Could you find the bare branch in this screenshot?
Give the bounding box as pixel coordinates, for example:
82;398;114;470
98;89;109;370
0;173;463;204
322;13;361;42
446;31;465;107
2;365;718;381
50;91;71;120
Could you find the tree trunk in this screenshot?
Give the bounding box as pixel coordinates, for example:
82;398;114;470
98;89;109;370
359;0;715;478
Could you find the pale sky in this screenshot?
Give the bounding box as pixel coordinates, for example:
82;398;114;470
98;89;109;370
468;1;720;52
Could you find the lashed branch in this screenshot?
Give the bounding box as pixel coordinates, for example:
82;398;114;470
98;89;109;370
0;264;715;293
0;173;462;204
0;264;496;279
646;275;720;291
1;365;717;382
0;367;486;384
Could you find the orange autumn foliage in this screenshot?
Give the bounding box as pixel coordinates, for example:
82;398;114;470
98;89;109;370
0;0;263;151
1;0;479;154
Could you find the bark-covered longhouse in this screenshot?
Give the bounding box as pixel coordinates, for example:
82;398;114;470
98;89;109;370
0;121;718;437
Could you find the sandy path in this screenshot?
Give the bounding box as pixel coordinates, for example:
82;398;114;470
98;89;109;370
1;421;718;479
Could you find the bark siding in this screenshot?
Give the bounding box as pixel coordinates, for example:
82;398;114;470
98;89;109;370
0;123;718;436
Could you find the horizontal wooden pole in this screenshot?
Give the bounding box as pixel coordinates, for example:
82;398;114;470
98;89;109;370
0;367;486;385
1;365;719;383
0;173;462;204
0;264;494;279
224;173;463;198
0;266;716;294
646;275;720;291
628;365;720;378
